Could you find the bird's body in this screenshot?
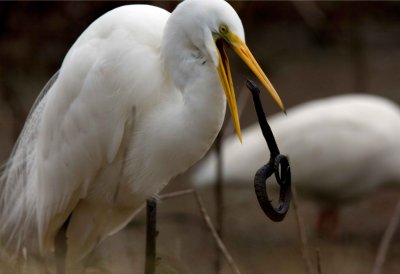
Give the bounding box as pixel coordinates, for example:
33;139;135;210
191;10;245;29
192;94;400;225
0;0;284;269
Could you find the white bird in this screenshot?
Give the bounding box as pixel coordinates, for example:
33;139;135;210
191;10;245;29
0;0;285;271
192;94;400;234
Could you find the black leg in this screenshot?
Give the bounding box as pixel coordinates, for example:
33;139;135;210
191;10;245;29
144;198;157;274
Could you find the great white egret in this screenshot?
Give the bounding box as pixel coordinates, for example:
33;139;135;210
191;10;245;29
192;94;400;234
0;0;285;271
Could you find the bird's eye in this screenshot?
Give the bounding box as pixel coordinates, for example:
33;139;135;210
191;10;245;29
219;25;228;35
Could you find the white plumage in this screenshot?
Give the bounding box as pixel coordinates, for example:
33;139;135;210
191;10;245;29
192;94;400;230
0;0;284;269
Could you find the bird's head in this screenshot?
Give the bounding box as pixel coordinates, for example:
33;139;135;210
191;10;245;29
170;0;285;142
210;0;285;142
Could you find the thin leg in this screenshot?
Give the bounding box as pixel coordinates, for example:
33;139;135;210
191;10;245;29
158;189;242;274
372;199;400;274
144;198;157;274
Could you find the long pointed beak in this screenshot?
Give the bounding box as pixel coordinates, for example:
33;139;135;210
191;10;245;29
216;35;285;143
230;34;285;113
216;40;242;143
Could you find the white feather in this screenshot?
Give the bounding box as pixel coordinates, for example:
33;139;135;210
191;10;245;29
0;0;260;268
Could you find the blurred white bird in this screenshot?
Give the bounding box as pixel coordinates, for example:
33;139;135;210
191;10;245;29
192;94;400;234
0;0;285;271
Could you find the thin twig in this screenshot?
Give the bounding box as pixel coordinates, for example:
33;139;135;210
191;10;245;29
291;184;315;274
159;189;194;200
213;86;249;273
157;189;242;274
193;191;242;274
371;198;400;274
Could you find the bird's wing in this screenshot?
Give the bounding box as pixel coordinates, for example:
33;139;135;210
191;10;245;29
34;5;170;254
0;71;60;253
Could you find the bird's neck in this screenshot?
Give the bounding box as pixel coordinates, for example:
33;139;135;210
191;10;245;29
157;28;226;173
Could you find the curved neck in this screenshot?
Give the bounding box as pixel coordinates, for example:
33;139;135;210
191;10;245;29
154;18;226;173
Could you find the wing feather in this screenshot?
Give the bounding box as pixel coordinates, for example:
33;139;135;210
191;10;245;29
34;5;170;254
0;4;170;259
0;71;58;254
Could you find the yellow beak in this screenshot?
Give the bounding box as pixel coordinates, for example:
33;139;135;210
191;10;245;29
216;40;242;142
216;34;285;143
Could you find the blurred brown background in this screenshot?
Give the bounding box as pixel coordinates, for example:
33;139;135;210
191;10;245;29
1;1;400;274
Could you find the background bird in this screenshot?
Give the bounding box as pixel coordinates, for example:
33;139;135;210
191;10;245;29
0;0;285;272
192;94;400;235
